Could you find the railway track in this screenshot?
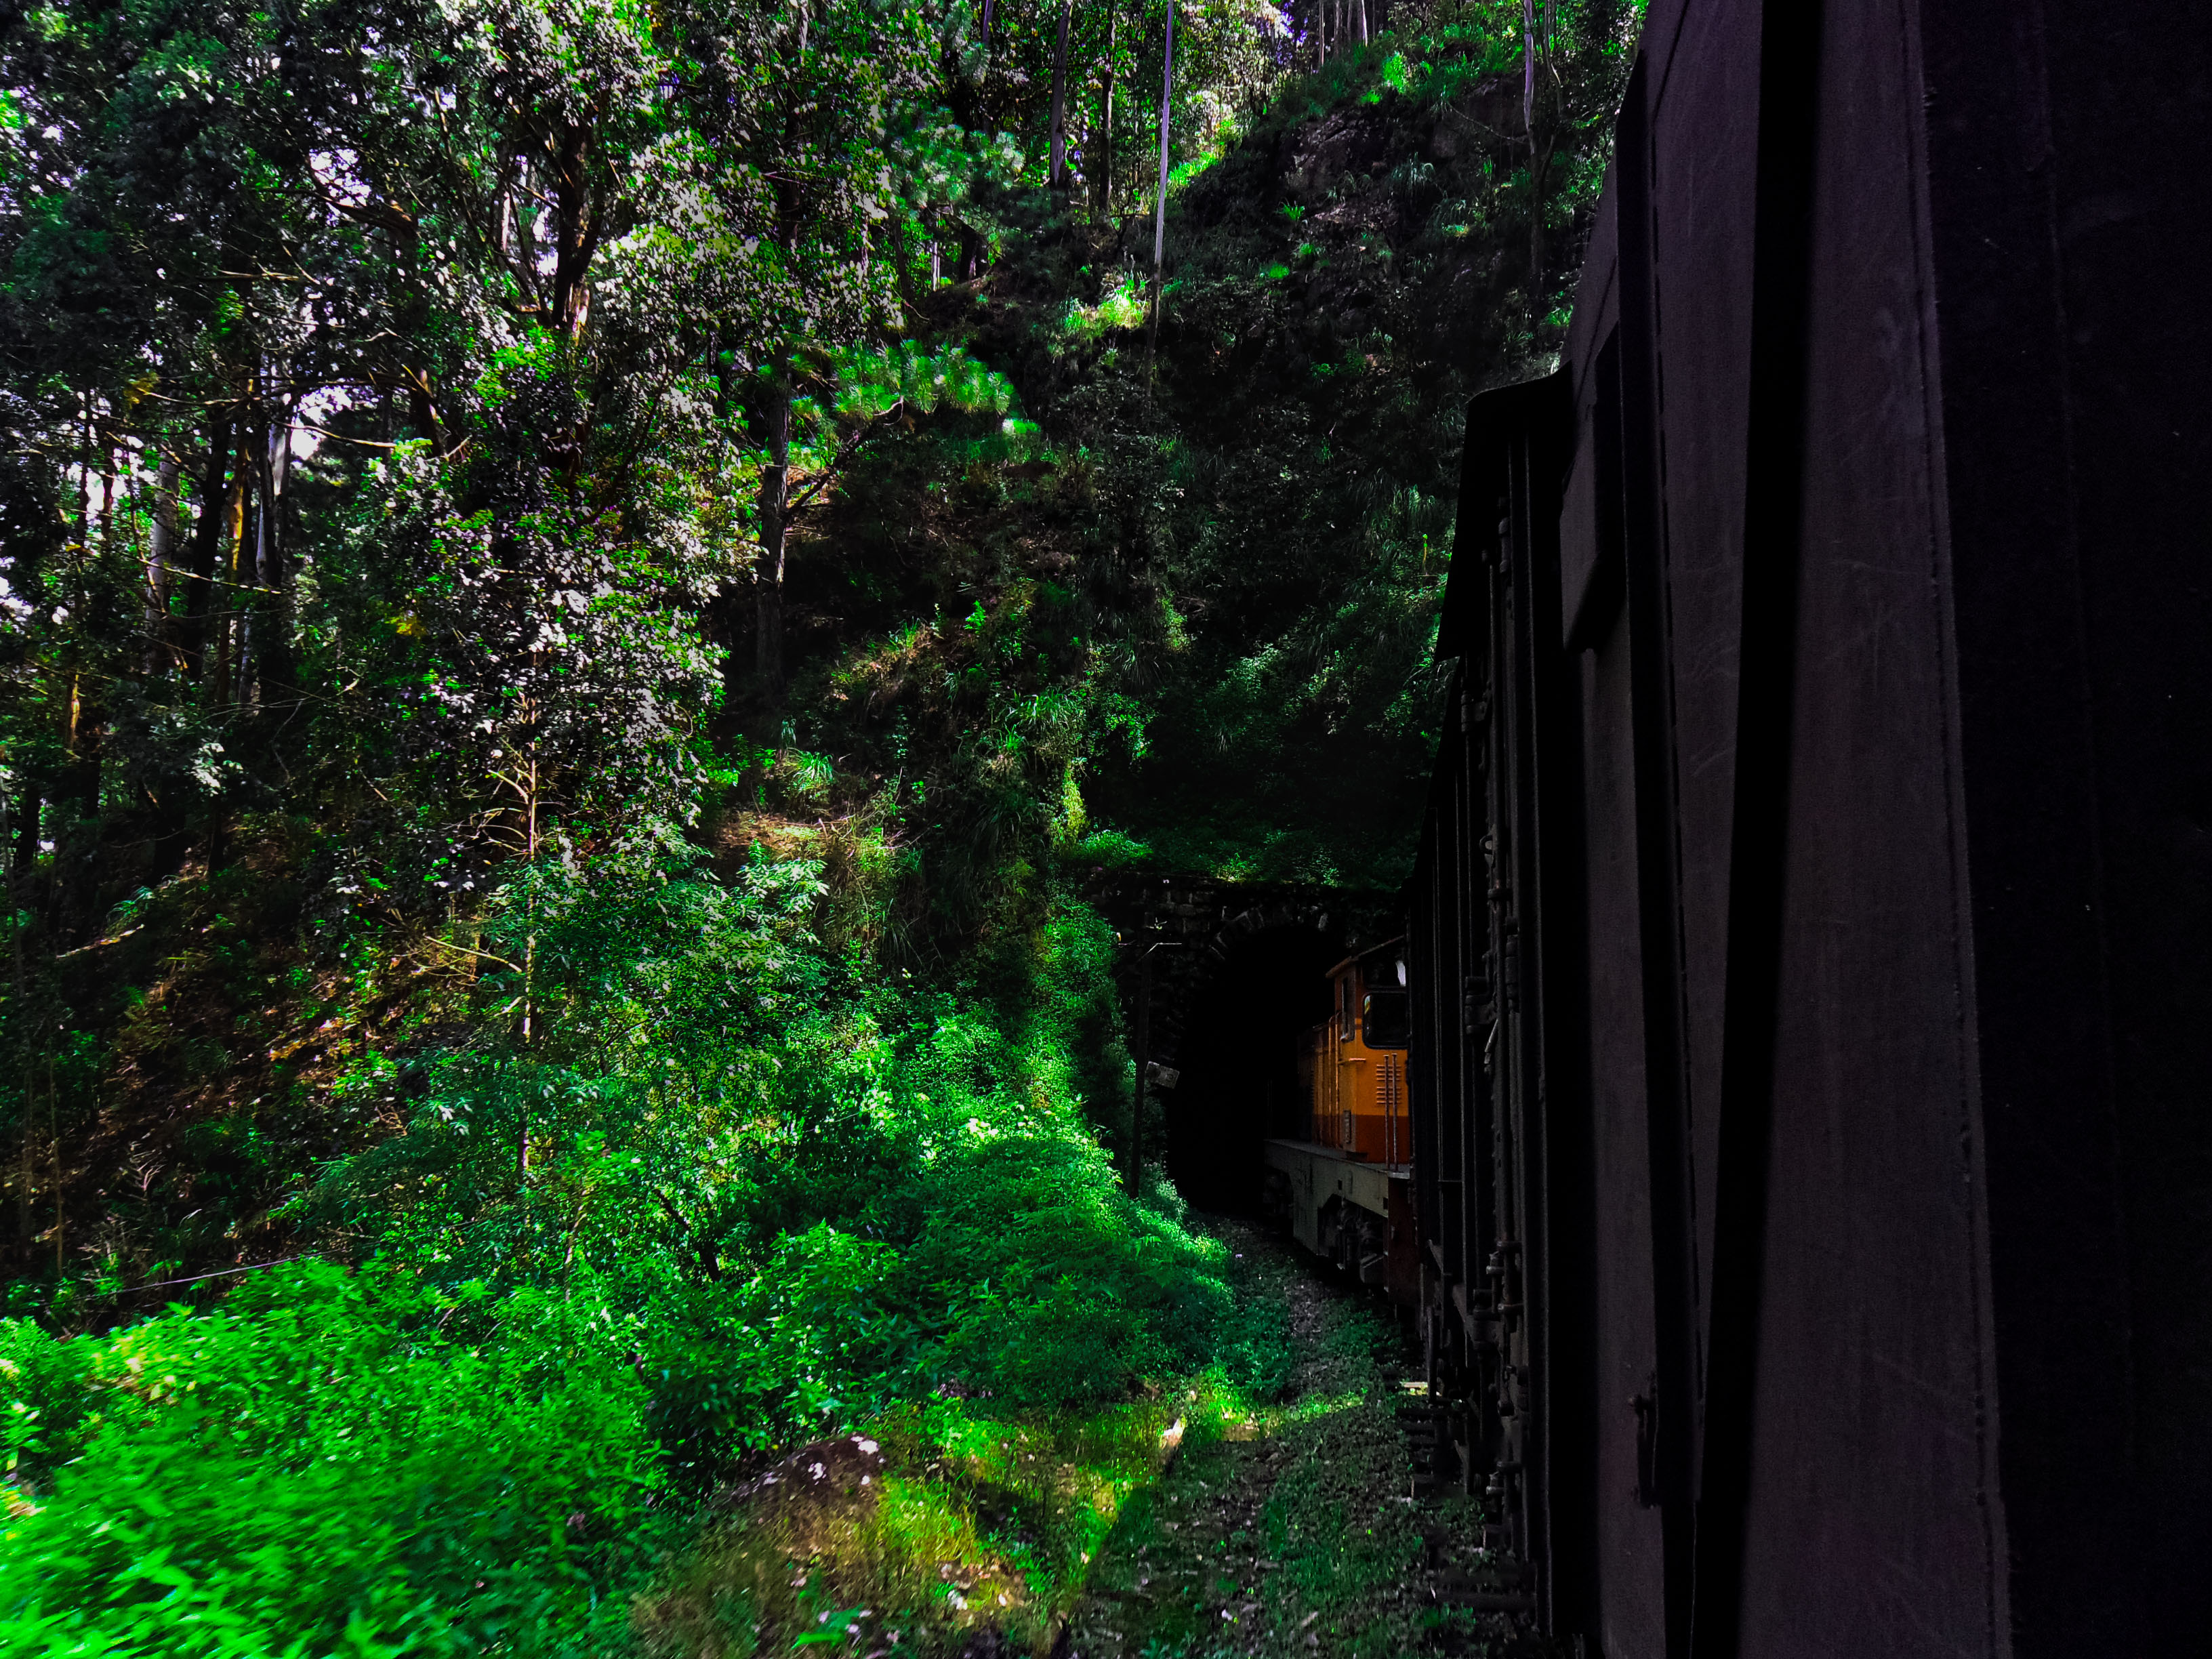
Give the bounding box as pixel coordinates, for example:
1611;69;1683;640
1057;1222;1553;1659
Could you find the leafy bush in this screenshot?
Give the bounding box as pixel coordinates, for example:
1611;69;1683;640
0;1262;666;1657
0;1315;91;1482
907;1131;1229;1406
0;838;1236;1654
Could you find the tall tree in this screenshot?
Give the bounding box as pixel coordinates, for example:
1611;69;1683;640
1094;1;1120;209
1048;0;1075;188
1152;0;1177;280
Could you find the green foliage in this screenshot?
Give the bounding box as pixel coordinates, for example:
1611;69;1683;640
1212;1249;1299;1404
926;0;1643;887
0;1314;90;1479
0;838;1235;1652
0;1263;665;1656
0;2;1639;1650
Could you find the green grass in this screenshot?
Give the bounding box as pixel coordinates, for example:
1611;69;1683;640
1060;1225;1509;1659
634;1385;1268;1656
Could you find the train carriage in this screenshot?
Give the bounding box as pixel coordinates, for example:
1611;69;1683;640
1346;0;2212;1652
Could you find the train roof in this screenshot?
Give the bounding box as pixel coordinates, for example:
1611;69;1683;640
1324;935;1408;981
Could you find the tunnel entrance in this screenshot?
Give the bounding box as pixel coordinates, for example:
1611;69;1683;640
1083;870;1403;1216
1158;925;1342;1214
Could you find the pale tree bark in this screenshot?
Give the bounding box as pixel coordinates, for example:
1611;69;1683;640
144;454;179;676
237;403;266;706
254;407;295;706
1522;0;1536;139
1048;0;1073;187
1095;2;1118;209
65;403;102;827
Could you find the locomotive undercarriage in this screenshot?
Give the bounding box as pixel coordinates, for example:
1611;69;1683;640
1316;1195;1389;1287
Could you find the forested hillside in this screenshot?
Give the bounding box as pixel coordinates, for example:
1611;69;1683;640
0;0;1633;1650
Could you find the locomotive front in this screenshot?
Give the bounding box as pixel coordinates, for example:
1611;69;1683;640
1263;941;1418;1304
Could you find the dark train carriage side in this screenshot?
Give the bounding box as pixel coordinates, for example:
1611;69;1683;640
1405;0;2212;1654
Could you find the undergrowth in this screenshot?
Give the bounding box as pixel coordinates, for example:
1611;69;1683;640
1065;1229;1505;1659
0;829;1230;1656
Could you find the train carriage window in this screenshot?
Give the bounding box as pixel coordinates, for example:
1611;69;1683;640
1364;989;1410;1048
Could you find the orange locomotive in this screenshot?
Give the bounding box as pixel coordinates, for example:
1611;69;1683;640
1301;940;1413;1161
1263;939;1419;1301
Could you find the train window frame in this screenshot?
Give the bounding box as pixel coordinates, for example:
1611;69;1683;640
1362;987;1411;1049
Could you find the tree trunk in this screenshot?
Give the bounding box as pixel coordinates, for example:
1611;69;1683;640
1152;0;1176;274
255;413;294;706
1522;0;1549;288
5;786;26;1252
182;415;236;684
144;454;179;676
62;665;100;894
731;13;808;736
1048;0;1073;187
237;424;260;705
12;784;38;872
47;1061;60;1277
1095;3;1118;210
977;0;997;133
752;367;794;724
549;119;596;338
210;467;245;711
1149;0;1176;360
1522;0;1537;141
96;441;115;569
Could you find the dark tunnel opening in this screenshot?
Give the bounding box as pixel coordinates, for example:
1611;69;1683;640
1158;924;1344;1215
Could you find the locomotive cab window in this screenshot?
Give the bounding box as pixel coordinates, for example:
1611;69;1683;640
1363;989;1410;1048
